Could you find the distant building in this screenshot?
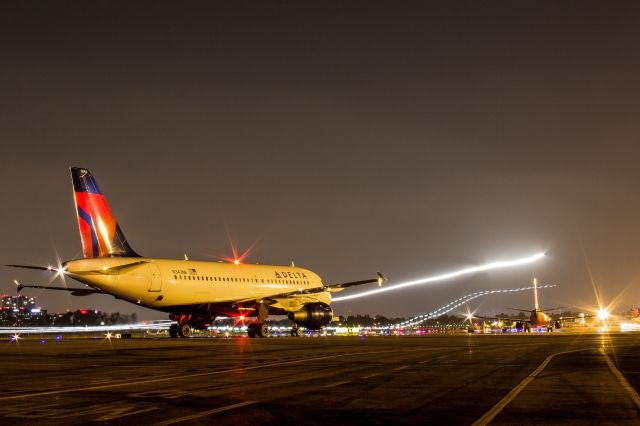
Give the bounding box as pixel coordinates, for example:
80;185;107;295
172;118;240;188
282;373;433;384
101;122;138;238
0;294;48;325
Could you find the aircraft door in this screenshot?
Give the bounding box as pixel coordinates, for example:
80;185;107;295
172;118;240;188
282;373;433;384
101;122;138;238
148;264;162;292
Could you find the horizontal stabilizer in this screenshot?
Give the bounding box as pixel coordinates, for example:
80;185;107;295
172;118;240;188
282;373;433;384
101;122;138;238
6;264;60;272
14;280;105;295
539;307;565;312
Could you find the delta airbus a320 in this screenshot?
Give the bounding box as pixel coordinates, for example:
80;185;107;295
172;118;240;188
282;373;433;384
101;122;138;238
8;167;385;338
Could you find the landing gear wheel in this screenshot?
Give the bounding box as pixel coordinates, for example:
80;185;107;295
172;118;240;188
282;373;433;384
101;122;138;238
257;323;270;338
178;323;191;338
291;326;302;337
247;323;257;338
169;324;179;338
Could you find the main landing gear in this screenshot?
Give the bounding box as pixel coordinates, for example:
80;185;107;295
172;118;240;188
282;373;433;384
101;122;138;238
290;323;302;337
169;323;191;338
247;322;270;338
246;303;271;338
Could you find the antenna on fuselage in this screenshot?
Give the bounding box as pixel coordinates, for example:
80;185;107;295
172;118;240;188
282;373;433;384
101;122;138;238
533;277;540;311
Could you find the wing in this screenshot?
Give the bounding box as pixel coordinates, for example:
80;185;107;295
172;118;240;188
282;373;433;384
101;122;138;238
325;272;387;290
556;314;595;321
234;272;387;304
477;315;531;324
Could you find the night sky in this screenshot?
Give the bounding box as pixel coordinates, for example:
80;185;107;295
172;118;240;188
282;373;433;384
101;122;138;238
2;1;640;320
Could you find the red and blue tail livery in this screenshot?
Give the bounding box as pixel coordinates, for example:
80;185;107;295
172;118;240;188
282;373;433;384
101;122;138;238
71;167;139;258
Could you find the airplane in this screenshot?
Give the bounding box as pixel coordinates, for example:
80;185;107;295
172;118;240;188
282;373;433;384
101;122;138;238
480;278;584;332
7;167;386;338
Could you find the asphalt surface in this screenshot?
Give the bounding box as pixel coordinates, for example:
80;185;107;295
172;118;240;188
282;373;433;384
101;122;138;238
1;333;640;425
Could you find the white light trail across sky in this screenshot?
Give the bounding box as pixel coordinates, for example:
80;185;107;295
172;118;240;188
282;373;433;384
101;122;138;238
396;284;556;328
332;252;545;302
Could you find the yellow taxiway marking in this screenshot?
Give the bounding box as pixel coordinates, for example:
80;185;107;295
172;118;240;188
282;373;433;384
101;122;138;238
0;348;417;401
600;348;640;410
156;401;257;425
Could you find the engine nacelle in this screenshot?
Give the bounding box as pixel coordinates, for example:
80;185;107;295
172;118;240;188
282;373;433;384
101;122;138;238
288;303;333;330
554;320;562;329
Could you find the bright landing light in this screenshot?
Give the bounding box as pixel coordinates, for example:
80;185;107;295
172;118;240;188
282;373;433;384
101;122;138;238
597;308;610;321
332;252;545;302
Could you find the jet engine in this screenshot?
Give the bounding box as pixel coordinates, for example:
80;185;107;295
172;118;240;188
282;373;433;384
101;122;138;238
554;320;562;329
288;302;333;330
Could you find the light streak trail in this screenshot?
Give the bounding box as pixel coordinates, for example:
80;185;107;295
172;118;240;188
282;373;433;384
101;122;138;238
0;320;174;335
332;252;545;302
396;284;557;328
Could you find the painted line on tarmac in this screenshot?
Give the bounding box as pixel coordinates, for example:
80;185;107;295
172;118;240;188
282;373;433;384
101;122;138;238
361;373;381;379
323;380;351;388
392;365;409;372
156;401;257;425
472;348;585;426
600;348;640;410
0;348;418;401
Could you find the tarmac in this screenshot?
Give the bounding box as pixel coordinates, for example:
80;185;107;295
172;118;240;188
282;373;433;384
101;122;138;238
1;332;640;425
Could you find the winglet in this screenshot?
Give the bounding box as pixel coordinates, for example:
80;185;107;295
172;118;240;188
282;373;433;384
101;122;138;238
14;279;23;293
377;271;386;287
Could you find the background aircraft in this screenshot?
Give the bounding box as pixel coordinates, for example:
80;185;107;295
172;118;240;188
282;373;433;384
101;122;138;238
480;279;587;332
8;167;385;338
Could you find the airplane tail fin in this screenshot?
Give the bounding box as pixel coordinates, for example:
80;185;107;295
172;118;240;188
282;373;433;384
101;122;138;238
533;278;540;311
70;167;140;258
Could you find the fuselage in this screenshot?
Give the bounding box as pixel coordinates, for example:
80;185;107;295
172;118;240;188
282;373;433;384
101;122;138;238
64;257;327;314
529;310;549;327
